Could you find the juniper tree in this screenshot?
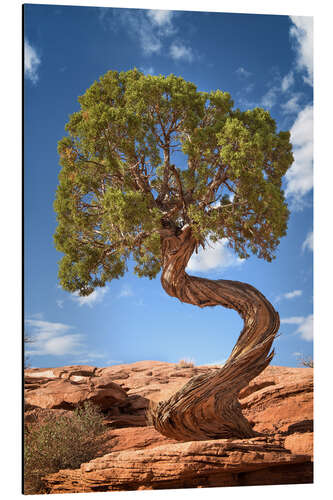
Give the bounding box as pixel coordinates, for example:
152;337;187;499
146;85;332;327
54;69;293;440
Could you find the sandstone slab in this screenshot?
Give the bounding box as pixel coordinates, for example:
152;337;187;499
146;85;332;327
44;436;312;493
25;374;128;410
25;362;313;492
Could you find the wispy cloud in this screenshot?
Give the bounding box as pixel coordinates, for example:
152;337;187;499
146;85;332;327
24;39;41;84
28;312;44;320
243;83;255;94
275;289;302;303
169;42;194;62
72;353;112;364
281;94;301;115
289;16;313;86
71;287;108;308
261;70;300;115
140;65;155;75
302;230;313;253
284;290;303;299
236;67;252;78
261;86;279;109
146;9;175;35
285;105;313;209
281;314;313;341
187;238;243;273
98;9;196;63
281;71;295;92
118;285;134;298
280;316;305;325
56;299;64;309
100;9;176;56
25;319;84;356
25;318;107;359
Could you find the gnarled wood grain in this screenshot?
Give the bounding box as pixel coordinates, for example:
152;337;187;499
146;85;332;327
149;225;279;440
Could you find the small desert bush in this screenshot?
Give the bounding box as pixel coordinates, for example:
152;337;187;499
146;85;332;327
299;356;314;368
24;401;107;494
176;358;195;369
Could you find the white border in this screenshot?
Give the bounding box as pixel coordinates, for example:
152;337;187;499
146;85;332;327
2;1;332;498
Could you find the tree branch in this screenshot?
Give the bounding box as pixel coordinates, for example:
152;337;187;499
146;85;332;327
170;165;187;216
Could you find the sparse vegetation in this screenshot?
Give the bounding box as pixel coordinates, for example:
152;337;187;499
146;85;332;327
299;356;314;368
176;358;195;369
24;334;34;369
24;401;107;494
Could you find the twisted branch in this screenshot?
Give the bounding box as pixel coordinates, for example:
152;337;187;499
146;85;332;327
150;225;279;441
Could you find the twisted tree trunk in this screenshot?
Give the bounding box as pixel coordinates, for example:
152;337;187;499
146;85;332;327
150;224;280;441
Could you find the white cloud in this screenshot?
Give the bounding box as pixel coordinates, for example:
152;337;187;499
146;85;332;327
72;287;107;308
118;285;133;298
102;9;176;56
56;299;64;309
24;39;41;84
289;16;313;86
296;314;313;341
281;71;294;92
140;30;162;55
147;9;174;33
25;318;107;358
186;238;243;273
29;312;44;320
281;94;301;115
281;314;313;341
25;319;72;340
105;359;124;365
25;319;84;356
44;334;84;356
243;83;255;94
236;67;252;78
115;10;162;55
73;352;110;363
280;316;304;325
302;230;313;252
261;87;278;109
140;66;155;75
169;42;194;62
276;289;303;302
285;105;313;208
285;290;303;299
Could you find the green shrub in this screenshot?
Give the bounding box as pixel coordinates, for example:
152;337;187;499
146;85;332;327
24;401;107;494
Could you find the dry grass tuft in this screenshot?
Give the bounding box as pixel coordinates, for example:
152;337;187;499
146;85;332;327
299;355;314;368
176;358;195;369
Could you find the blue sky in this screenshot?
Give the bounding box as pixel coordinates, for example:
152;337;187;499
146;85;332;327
24;3;313;369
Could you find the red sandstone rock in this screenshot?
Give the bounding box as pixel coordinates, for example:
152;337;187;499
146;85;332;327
24;362;313;492
44;436;312;493
239;365;313;435
25;374;129;410
99;426;177;455
284;432;313;456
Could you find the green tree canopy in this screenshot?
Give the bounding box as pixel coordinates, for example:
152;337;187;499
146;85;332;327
54;69;293;295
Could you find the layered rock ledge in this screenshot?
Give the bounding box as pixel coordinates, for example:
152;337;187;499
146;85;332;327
24;362;313;492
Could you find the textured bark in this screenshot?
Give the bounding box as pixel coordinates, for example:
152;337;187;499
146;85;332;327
150;225;280;441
